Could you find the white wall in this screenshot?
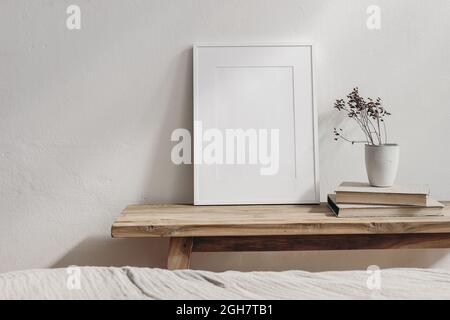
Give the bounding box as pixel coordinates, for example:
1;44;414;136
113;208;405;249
0;0;449;273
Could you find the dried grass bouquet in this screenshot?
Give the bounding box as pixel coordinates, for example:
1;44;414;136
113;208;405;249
333;87;391;146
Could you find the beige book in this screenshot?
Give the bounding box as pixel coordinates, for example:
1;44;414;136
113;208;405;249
328;194;444;218
335;182;430;206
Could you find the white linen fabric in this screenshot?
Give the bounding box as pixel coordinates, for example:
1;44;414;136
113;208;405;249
0;267;449;300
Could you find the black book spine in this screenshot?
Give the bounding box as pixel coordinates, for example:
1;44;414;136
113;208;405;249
327;195;340;216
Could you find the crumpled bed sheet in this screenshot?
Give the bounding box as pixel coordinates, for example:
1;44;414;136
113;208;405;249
0;267;449;300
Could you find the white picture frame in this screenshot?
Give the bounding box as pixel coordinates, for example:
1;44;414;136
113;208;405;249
193;44;319;205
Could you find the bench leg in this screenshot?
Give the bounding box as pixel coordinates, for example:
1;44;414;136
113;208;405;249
167;237;193;270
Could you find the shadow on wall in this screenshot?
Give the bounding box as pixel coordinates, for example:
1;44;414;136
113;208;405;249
53;49;193;271
139;48;194;204
52;236;450;271
191;249;450;272
52;237;168;269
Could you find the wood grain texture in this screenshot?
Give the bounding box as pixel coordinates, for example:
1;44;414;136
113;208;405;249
167;237;193;270
111;202;450;238
193;234;450;252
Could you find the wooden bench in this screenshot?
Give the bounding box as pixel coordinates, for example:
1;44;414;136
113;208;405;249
111;202;450;270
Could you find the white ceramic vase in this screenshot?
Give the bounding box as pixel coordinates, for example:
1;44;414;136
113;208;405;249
365;144;399;187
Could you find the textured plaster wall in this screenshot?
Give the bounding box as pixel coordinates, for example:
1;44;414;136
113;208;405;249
0;0;449;273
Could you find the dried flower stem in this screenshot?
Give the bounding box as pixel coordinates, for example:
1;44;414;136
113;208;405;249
333;88;391;146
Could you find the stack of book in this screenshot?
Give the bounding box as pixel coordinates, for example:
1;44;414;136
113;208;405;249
328;182;444;218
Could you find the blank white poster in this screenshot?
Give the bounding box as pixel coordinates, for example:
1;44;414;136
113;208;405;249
194;45;319;205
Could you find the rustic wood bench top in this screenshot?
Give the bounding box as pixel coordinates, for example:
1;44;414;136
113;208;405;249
112;202;450;237
111;202;450;270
